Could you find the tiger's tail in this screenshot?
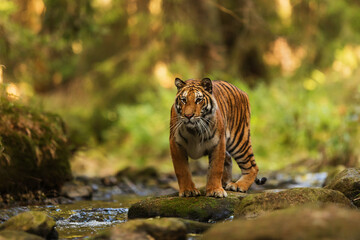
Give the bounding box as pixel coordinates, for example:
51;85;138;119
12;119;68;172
255;177;267;185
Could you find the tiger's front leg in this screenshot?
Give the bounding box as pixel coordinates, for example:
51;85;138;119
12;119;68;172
206;135;228;198
170;139;201;197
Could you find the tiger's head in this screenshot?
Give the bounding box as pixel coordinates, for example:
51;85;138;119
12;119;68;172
174;78;216;129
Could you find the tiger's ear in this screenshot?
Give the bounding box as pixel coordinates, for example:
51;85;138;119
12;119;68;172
201;78;212;93
175;78;186;91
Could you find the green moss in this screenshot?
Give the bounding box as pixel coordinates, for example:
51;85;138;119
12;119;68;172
234;188;353;218
128;194;242;222
0;211;57;239
0;97;72;194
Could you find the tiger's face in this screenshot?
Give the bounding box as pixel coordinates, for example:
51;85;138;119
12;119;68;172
174;78;215;129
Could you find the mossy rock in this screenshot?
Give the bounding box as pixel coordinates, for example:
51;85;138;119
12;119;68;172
203;204;360;240
0;211;57;239
0;98;72;194
91;218;187;240
322;165;346;186
0;230;44;240
128;192;245;222
324;168;360;207
234;187;353;218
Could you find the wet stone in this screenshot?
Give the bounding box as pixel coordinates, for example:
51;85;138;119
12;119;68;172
177;218;211;234
0;211;57;239
92;230;152;240
116;166;159;185
203;204;360;240
128;192;246;222
101;176;118;186
0;230;44;240
325;168;360;207
234;187;354;219
90;218;187;240
60;183;93;200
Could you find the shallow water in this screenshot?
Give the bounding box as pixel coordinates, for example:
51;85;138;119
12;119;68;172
0;195;145;239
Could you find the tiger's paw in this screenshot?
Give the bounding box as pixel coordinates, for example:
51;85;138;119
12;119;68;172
206;187;228;198
179;188;201;197
225;182;249;193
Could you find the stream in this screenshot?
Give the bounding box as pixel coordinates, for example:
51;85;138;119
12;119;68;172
0;172;328;239
0;195;145;239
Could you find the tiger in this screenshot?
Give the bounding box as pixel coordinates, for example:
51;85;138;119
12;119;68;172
169;77;266;198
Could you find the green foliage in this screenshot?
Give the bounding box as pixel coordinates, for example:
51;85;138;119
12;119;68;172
0;0;360;175
0;1;17;18
93;72;360;172
247;73;360;170
102;87;175;166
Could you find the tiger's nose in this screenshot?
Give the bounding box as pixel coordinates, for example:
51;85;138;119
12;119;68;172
185;113;194;119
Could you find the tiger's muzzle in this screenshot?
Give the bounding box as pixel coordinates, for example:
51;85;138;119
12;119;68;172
182;115;197;127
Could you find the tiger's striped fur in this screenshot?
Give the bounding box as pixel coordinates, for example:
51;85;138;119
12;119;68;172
170;78;265;198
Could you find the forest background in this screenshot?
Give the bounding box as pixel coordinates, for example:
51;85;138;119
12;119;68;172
0;0;359;177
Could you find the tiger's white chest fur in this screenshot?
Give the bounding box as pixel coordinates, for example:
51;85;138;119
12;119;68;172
175;126;219;159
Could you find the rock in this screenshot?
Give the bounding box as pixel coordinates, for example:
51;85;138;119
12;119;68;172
322;165;346;186
128;192;246;222
0;230;44;240
129;187;353;222
0;99;72;194
234;187;353;218
0;211;57;239
101;176;118;186
90;218;187;240
60;182;92;199
176;218;211;234
324;168;360;207
203;204;360;240
116;166;159;184
92;230;152;240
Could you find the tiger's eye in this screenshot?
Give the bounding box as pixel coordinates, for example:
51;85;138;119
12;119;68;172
181;97;187;104
195;98;203;104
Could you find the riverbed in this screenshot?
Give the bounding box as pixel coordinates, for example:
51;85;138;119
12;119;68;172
0;171;328;239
